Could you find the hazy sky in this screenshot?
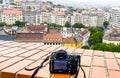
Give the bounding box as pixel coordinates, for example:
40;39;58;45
44;0;120;2
44;0;120;7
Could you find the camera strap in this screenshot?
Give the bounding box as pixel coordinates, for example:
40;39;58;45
80;65;86;78
77;55;86;78
25;55;86;78
25;56;50;78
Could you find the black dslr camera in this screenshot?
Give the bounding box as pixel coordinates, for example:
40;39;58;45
49;50;81;74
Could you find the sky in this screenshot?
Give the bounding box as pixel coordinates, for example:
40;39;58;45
44;0;120;7
44;0;120;2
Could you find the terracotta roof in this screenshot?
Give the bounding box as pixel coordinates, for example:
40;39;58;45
27;24;48;33
62;37;76;43
44;33;61;39
80;29;89;36
2;9;22;15
57;11;65;16
0;40;120;78
15;33;43;41
44;33;61;43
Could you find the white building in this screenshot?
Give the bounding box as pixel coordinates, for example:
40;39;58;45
1;9;23;24
82;13;90;26
89;14;97;27
110;8;120;31
61;27;74;38
104;12;111;21
97;13;104;26
49;15;57;24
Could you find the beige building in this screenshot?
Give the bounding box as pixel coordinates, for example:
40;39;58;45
56;12;66;26
1;9;23;25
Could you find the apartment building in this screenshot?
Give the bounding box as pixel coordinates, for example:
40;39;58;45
56;11;66;26
41;12;51;23
1;9;23;24
97;13;104;26
110;8;120;31
89;14;97;27
23;11;42;25
82;13;90;26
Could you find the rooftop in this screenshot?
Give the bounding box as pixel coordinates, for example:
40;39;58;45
103;29;120;41
57;11;65;16
15;33;44;41
0;40;120;78
62;37;77;43
2;9;22;15
27;24;48;33
48;28;60;34
44;33;61;43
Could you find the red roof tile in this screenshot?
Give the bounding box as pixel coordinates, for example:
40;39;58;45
104;51;115;59
44;33;61;43
93;56;105;67
91;66;107;78
0;40;120;78
81;56;92;67
94;50;104;57
108;70;120;78
78;67;90;78
106;58;120;70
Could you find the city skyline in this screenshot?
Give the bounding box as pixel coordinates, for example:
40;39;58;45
44;0;120;7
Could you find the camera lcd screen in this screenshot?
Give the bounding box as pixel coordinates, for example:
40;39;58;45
54;60;67;70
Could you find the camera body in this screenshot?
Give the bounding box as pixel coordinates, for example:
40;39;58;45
49;50;80;74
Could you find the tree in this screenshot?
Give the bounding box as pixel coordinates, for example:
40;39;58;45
92;43;120;52
27;6;32;10
64;21;71;27
47;1;53;5
46;23;62;28
103;21;109;28
88;31;103;46
0;22;6;27
88;27;103;36
13;21;26;27
73;23;85;28
82;45;90;49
